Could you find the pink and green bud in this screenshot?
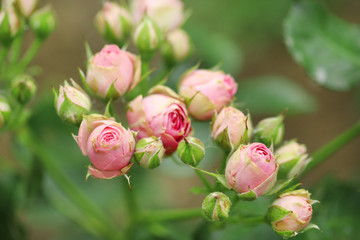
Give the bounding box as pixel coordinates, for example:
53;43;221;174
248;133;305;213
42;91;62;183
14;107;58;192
11;74;37;104
225;143;278;200
0;96;11;129
86;44;141;100
0;5;20;45
275;140;310;179
133;15;162;59
127;85;191;154
95;2;132;46
54;79;91;125
75;115;135;179
177;137;205;167
267;189;318;238
254;113;285;147
16;0;38;18
161;28;191;64
202;192;231;222
134;137;165;169
179;69;238;121
211;106;252;151
131;0;184;33
29;6;56;40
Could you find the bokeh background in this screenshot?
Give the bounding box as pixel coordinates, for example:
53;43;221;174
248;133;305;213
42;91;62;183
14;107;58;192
1;0;360;239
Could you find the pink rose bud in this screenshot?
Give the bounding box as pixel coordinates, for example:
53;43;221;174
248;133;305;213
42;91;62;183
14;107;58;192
54;79;91;125
76;114;135;179
131;0;184;32
275;140;310;179
16;0;38;18
0;5;20;45
225;143;278;200
211;107;252;151
161;28;191;64
86;44;141;100
29;6;56;40
127;86;191;154
267;189;319;238
179;69;238;121
95;2;132;46
0;96;11;129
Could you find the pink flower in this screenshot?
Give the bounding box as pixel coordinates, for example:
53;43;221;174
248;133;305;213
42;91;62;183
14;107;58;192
127;86;191;154
86;44;141;99
211;106;252;150
225;143;278;199
179;69;237;121
75;114;135;179
131;0;184;32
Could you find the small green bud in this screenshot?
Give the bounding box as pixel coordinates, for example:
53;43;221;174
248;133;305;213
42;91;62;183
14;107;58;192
29;6;56;40
0;5;20;45
0;96;11;129
134;137;165;169
202;192;231;222
133;16;162;59
177;137;205;167
54;79;91;125
161;28;191;65
254;113;285;147
11;74;37;104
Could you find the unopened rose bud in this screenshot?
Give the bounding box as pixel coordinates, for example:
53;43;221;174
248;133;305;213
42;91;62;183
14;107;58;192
54;79;91;125
179;69;238;121
76;115;135;179
133;16;162;59
211;107;252;151
254;113;285;147
0;5;20;45
225;143;278;200
132;0;184;32
11;74;37;104
0;96;11;129
29;6;56;40
267;189;318;238
161;28;191;64
16;0;38;18
134;137;165;169
202;192;231;222
177;137;205;167
86;44;141;100
276;140;310;179
95;2;132;46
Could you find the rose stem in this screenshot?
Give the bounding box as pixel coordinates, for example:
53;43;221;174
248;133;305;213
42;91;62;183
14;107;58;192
303;120;360;175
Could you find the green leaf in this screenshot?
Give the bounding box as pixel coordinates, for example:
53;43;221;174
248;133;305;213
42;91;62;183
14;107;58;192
284;1;360;91
267;205;291;223
235;76;317;115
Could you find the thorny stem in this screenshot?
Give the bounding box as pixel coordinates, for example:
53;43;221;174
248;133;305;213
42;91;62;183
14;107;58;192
303;120;360;175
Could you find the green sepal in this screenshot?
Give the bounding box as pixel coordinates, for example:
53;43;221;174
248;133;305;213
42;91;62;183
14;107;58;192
267;205;291;223
0;12;12;46
278;156;300;179
104;99;114;118
58;91;88;125
52;87;58;108
177;137;205;167
273;229;296;239
215;126;232;151
237;188;258;201
301;223;320;233
84;41;93;63
189;166;228;189
105;80;120;100
209;61;223;71
78;68;94;96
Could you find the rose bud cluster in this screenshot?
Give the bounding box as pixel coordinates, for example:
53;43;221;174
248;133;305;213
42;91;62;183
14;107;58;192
267;189;318;238
0;96;11;129
134;137;165;169
131;0;184;33
95;2;132;46
29;6;56;40
254;113;285;147
275;140;310;179
179;69;237;121
54;79;91;125
86;44;141;100
11;74;37;104
0;5;20;45
177;137;205;167
225;143;278;200
161;28;191;65
202;192;231;222
16;0;38;18
211;106;252;151
127;86;191;154
75;114;135;179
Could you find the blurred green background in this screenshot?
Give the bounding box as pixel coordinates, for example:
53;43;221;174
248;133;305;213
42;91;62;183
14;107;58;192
1;0;360;239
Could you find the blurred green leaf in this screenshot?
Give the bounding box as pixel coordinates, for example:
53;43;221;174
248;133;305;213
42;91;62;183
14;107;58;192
284;1;360;91
235;75;317;115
